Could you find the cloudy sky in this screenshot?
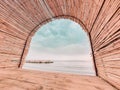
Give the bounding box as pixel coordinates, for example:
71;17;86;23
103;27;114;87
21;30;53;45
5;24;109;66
26;19;92;61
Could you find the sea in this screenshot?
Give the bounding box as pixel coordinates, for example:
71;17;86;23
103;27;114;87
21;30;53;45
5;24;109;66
23;60;96;76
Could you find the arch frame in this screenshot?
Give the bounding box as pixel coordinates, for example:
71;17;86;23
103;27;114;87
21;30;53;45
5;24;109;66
18;15;98;76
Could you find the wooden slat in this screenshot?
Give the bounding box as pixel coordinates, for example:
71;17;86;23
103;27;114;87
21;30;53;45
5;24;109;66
0;0;119;89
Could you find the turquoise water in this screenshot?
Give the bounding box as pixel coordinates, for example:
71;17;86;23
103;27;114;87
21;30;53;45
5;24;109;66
23;60;96;76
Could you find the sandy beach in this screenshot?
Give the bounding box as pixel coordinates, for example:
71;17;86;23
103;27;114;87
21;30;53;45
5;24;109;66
0;68;116;90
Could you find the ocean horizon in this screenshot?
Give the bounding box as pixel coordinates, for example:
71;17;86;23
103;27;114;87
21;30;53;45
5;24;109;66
23;60;95;76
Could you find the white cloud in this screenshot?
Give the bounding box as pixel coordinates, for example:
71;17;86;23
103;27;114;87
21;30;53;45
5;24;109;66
26;19;92;61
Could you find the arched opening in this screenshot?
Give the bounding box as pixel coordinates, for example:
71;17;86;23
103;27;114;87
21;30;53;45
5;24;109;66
23;19;96;76
0;0;119;89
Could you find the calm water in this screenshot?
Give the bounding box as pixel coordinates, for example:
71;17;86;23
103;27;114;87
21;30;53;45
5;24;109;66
23;60;96;76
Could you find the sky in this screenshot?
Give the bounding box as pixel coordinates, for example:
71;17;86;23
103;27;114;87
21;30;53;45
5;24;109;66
26;19;92;61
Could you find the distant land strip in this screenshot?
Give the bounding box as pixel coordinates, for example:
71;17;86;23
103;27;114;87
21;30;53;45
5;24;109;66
26;60;53;64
